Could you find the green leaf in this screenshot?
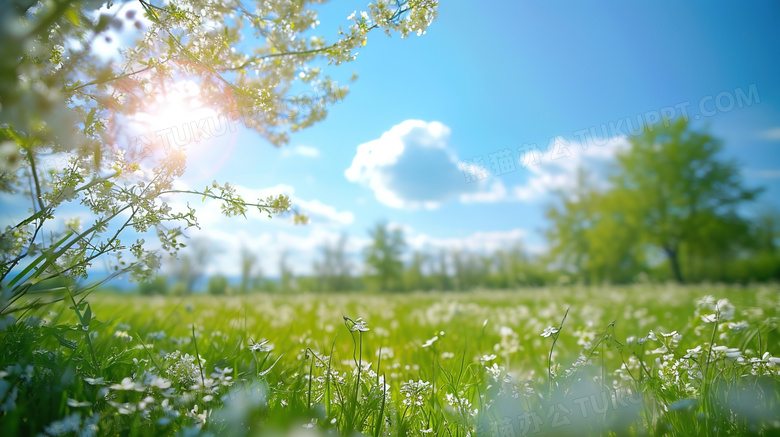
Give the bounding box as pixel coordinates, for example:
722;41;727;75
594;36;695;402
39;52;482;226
85;107;96;128
8;231;72;288
82;304;92;330
54;333;78;350
94;14;111;32
64;8;81;27
668;398;699;413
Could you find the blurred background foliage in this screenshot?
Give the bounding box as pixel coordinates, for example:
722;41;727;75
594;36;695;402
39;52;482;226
166;119;779;295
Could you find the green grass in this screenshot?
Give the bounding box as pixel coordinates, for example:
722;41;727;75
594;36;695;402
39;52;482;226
1;284;779;436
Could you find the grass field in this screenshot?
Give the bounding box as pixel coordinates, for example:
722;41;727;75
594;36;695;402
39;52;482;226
1;284;779;436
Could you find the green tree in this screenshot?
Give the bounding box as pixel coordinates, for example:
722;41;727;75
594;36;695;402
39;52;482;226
496;243;530;288
138;275;169;295
278;250;295;293
313;234;352;292
404;251;428;291
433;248;450;291
751;207;780;254
546;119;761;284
545;170;598;282
584;189;647;284
451;249;489;291
239;246;258;293
611;118;760;283
0;0;438;314
251;267;267;292
717;207;780;282
172;237;214;294
364;222;405;291
547;185;646;284
207;274;229;295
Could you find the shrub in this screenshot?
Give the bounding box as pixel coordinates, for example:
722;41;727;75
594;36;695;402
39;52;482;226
208;275;230;296
138;276;169;296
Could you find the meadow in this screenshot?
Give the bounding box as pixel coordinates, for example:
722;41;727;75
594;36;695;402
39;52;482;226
1;284;778;436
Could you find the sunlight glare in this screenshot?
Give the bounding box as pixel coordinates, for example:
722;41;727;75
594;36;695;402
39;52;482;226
135;79;218;152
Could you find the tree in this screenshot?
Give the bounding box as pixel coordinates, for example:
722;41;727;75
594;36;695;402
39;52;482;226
707;207;780;282
611;118;760;283
278;250;295;293
546;118;761;284
0;0;438;314
207;274;229;295
364;222;405;291
582;189;647;284
495;243;530;288
751;207;780;254
433;248;450;291
251;266;267;292
138;274;169;295
545;169;599;282
451;249;466;290
239;246;258;293
451;249;489;291
546;180;647;284
170;237;214;294
404;251;428;291
313;234;352;292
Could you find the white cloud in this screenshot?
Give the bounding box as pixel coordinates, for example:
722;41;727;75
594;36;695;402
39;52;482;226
460;180;507;204
168;183;354;227
512;136;629;201
406;228;528;254
744;168;780;179
231;184;355;225
174;226;370;277
282;145;320;158
293;198;354;225
345;120;498;209
344;121;631;208
758;127;780;140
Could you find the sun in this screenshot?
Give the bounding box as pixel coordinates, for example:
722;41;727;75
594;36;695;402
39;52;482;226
134;79;218;152
119;78;238;184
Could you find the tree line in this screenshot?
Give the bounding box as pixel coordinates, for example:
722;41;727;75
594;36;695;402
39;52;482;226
140;118;780;295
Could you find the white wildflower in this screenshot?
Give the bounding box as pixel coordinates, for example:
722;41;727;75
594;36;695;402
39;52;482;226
684;346;702;359
728;321;748;331
109;377;144;392
113;330;132;342
696;295;716;310
66;399;91;407
43;413;82;436
350;317;370;332
485;363;502;380
716;299;735;321
400;379;431;407
249;339;274;352
422;336;438;348
148;331;167;340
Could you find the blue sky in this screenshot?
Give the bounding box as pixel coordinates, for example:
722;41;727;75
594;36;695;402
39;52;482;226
166;1;780;277
6;1;777;279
